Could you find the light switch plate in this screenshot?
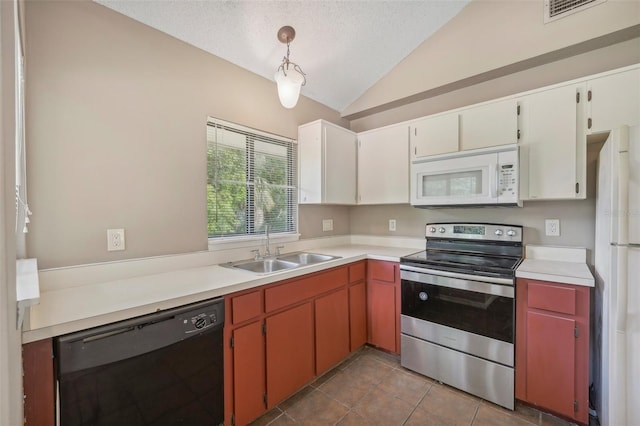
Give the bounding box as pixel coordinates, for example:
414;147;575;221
322;219;333;232
545;219;560;236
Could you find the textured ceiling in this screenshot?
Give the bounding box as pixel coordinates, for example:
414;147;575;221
95;0;471;112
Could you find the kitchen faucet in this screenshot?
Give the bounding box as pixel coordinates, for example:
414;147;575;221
250;224;284;260
264;224;271;257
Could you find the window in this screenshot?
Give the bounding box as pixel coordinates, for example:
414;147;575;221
207;118;298;241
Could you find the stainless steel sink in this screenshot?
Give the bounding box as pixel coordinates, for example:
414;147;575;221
223;251;341;274
276;252;340;265
227;258;300;274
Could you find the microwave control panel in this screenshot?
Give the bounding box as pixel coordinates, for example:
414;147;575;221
497;148;519;202
498;163;517;195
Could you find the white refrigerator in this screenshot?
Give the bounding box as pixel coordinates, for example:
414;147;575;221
595;125;639;426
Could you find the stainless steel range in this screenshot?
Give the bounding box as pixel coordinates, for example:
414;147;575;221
400;223;523;410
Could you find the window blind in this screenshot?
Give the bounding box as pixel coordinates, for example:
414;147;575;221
207;118;298;239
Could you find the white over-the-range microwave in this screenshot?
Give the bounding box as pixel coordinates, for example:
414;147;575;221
410;144;521;207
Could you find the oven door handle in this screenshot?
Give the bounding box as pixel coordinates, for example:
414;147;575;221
400;267;514;298
400;264;514;285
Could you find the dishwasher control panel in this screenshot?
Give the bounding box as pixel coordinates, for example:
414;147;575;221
179;298;224;334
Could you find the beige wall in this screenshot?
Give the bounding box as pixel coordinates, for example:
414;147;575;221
350;38;640;132
25;0;347;269
25;0;637;270
344;2;638;268
344;0;640;118
1;0;24;423
350;137;606;264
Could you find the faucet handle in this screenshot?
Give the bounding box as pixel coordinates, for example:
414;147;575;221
250;249;261;260
275;245;284;256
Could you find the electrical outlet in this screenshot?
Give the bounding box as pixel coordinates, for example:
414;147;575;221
322;219;333;232
545;219;560;237
389;219;397;232
107;228;126;251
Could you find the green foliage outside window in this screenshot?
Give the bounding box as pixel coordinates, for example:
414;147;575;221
207;120;297;239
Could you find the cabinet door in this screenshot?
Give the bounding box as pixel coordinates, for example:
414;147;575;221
266;302;314;407
410;113;459;159
324;124;357;204
315;288;350;374
357;125;409;204
587;68;640;134
298;121;323;204
233;321;266;426
526;311;576;419
519;83;586;200
23;339;55;426
459;98;519;151
368;280;397;353
349;282;367;351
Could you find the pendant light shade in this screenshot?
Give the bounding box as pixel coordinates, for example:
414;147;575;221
275;26;306;109
274;65;305;109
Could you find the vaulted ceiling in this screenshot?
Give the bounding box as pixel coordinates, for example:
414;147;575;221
95;0;471;112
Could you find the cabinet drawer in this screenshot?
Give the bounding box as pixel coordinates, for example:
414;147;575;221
232;291;262;324
265;267;348;313
349;262;365;283
368;261;396;283
528;282;576;315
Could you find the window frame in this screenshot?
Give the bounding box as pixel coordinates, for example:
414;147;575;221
206;118;299;250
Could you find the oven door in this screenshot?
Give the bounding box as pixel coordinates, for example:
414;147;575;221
400;266;514;365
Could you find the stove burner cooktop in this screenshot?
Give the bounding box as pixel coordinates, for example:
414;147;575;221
400;222;524;280
400;250;522;279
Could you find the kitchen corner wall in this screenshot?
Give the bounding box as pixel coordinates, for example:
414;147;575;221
298;205;351;239
25;0;347;269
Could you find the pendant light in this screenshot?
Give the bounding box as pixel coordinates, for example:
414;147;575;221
274;26;306;109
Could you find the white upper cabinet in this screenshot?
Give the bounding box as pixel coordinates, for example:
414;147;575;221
409;98;519;159
518;83;586;200
357;124;409;205
586;68;640;134
298;120;357;205
409;113;459;159
459;98;520;150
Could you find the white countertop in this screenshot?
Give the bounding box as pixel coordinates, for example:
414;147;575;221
23;244;417;343
515;245;594;287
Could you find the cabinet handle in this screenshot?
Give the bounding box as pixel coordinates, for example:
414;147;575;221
587;90;592;102
575;182;580;194
517;129;521;140
588;118;592;130
576;92;580;103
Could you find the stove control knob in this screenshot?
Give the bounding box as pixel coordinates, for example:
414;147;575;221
494;229;504;236
438;227;446;233
429;227;436;233
506;229;517;237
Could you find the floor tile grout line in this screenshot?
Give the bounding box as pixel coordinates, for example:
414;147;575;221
253;347;574;426
468;403;481;426
400;383;431;426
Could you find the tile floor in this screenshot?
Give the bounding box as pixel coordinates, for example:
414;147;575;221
249;346;578;426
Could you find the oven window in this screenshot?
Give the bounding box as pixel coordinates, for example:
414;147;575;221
421;170;483;197
401;280;513;343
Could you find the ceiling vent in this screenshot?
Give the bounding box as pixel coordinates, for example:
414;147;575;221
544;0;607;23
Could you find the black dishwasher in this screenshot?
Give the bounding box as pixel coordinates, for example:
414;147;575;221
55;297;224;426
